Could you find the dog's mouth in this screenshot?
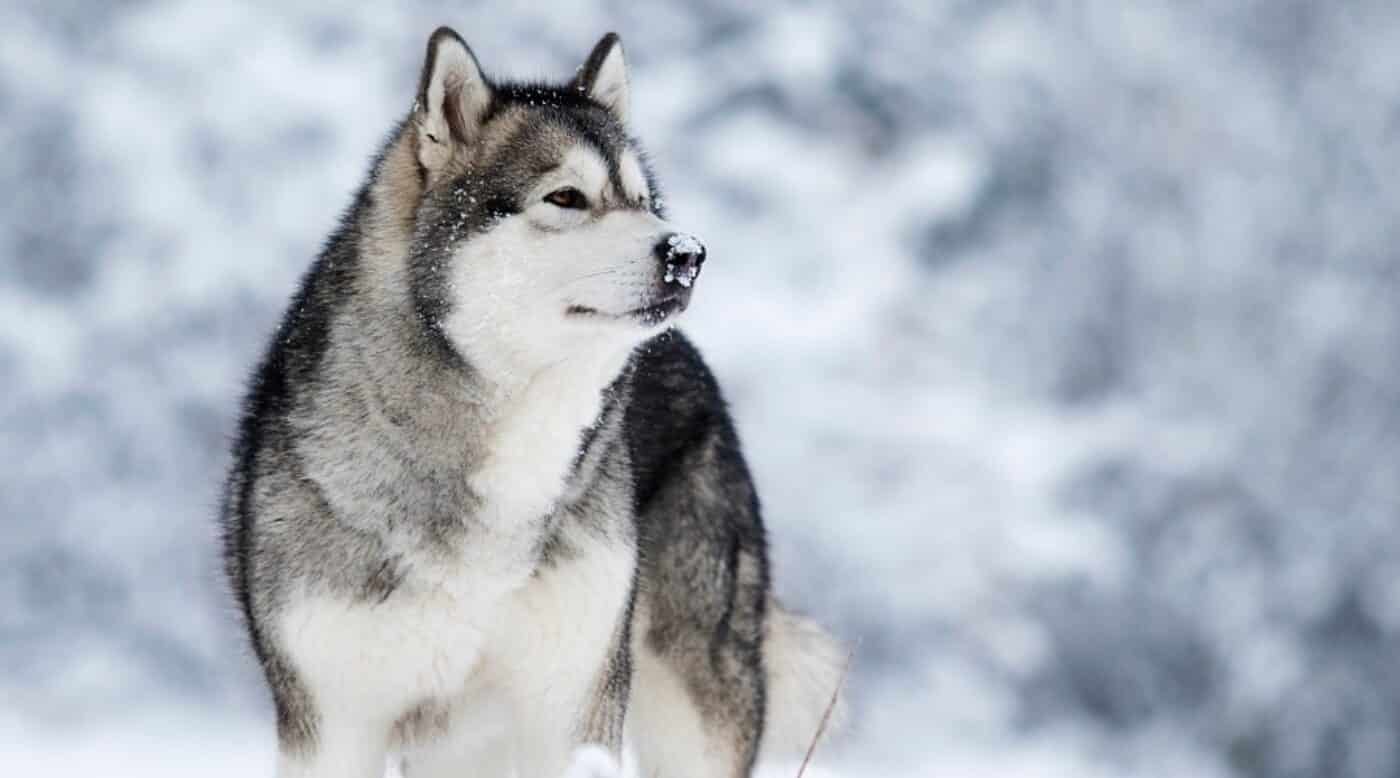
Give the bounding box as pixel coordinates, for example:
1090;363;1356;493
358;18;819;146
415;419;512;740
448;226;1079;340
566;292;689;326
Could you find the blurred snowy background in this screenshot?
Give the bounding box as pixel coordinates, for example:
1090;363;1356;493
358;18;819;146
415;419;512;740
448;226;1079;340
4;1;1400;776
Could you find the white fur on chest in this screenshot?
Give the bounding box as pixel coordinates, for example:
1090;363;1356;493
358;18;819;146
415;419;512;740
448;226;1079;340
467;347;628;532
276;528;636;742
277;351;636;743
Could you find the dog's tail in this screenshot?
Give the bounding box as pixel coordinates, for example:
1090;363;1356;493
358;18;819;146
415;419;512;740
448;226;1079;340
759;600;850;759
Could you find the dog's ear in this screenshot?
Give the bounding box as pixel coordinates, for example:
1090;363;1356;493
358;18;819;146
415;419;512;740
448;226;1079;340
572;33;629;123
414;27;492;171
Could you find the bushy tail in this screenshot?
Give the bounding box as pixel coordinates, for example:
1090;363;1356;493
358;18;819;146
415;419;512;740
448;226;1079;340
759;600;850;759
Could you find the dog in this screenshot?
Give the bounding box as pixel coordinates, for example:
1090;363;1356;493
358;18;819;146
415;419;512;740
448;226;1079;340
221;27;845;778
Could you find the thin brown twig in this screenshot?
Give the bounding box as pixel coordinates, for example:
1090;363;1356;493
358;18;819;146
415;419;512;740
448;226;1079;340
795;647;855;778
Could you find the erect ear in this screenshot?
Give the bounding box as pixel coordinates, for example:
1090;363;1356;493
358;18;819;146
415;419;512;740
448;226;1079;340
571;33;629;123
415;27;492;171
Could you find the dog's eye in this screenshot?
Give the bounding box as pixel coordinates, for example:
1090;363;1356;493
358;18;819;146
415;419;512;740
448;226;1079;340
544;187;588;210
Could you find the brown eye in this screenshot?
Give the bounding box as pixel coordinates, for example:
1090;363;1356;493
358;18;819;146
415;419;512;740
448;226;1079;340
544;187;588;209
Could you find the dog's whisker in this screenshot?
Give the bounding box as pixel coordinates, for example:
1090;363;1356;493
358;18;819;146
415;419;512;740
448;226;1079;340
546;266;631;295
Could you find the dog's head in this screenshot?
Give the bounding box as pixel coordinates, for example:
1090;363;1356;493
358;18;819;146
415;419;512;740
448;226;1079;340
399;28;704;377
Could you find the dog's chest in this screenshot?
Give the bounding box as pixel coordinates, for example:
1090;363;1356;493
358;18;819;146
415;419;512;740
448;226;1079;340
277;360;635;715
468;367;613;532
278;520;635;719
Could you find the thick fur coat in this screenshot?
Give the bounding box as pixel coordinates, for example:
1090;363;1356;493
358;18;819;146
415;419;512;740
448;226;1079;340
222;27;844;778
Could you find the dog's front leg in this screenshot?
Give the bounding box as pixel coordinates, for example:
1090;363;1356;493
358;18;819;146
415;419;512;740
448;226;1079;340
575;615;633;756
276;713;389;778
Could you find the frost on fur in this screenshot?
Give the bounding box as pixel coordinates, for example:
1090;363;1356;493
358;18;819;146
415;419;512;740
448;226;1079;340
760;601;850;759
663;233;703;288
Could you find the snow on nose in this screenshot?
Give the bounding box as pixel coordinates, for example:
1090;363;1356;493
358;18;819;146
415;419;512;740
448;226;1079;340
660;232;705;288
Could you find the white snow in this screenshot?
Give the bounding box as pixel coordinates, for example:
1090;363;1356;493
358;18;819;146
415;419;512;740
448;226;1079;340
665;232;703;257
664;232;702;287
3;3;1398;778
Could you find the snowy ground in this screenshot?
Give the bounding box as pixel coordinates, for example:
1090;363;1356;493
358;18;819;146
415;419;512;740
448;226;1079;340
5;1;1400;776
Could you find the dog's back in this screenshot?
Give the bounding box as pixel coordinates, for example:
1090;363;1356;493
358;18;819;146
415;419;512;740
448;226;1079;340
625;333;848;773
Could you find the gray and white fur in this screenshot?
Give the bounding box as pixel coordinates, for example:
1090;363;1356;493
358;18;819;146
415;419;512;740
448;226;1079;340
221;27;845;778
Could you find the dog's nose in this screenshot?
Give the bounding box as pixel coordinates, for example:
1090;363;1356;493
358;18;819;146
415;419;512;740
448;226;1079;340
656;232;705;289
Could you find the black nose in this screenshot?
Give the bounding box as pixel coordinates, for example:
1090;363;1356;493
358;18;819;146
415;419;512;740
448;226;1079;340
656;232;706;289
